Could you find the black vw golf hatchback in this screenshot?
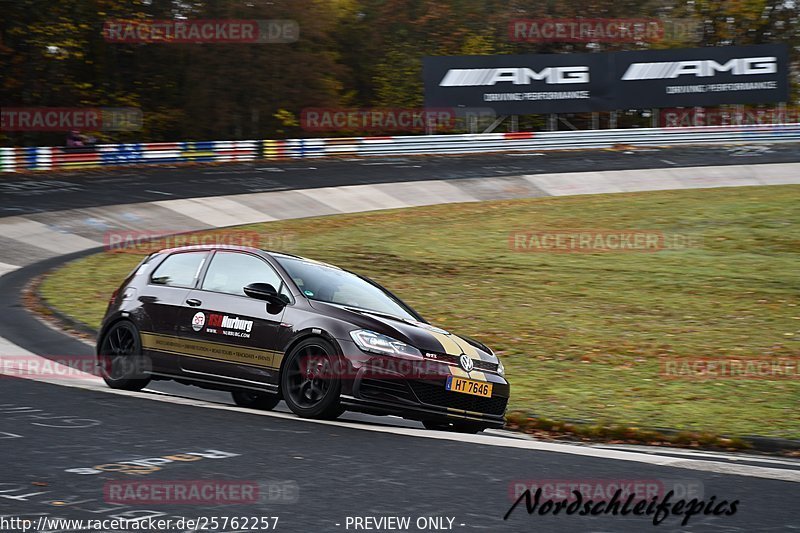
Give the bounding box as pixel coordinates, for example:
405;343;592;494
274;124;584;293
97;245;509;432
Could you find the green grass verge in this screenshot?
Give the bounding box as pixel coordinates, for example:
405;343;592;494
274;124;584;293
39;185;800;439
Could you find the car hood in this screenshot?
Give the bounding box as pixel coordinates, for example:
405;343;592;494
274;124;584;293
309;300;497;362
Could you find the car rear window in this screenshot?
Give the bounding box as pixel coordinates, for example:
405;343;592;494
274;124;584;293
150;252;207;287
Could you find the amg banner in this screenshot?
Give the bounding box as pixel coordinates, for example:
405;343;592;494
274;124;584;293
613;44;789;108
423;52;610;114
424;44;788;114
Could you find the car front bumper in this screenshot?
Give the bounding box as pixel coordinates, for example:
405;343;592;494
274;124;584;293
338;344;510;427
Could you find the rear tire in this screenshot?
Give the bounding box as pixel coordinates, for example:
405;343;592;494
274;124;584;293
281;338;343;420
232;390;281;411
97;321;151;391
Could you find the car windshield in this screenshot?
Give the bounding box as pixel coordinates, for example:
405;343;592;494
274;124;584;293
275;256;417;321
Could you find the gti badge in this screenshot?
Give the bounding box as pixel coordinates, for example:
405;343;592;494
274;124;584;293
459;354;474;372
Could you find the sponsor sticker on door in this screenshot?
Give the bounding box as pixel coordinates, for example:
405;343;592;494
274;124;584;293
191;312;206;332
202;313;254;338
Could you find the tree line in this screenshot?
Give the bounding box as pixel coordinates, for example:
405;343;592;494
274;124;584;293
1;0;797;145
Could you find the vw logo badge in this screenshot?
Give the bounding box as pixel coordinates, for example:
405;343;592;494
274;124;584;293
459;354;473;372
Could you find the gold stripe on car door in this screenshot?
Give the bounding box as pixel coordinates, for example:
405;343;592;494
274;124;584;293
141;332;281;369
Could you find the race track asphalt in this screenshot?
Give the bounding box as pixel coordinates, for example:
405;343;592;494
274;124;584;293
2;143;799;215
3;376;799;533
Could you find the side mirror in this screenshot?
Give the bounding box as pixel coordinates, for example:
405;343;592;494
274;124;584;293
244;283;288;306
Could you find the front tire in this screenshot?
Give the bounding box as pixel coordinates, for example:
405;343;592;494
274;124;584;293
232;390;281;410
281;338;343;419
97;321;151;391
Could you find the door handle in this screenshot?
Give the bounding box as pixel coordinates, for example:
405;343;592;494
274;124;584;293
186;298;202;307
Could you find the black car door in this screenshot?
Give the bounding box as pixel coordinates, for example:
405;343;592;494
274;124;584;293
138;250;209;373
176;251;291;388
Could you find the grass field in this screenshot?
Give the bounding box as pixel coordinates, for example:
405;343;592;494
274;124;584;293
39;185;800;438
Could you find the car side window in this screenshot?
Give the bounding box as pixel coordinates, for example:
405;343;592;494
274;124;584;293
150;252;207;287
202;252;285;297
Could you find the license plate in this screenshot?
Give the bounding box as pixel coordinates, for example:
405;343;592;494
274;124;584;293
446;376;492;398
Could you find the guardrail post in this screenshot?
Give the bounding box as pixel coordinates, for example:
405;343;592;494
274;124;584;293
36;147;53;170
0;147;16;172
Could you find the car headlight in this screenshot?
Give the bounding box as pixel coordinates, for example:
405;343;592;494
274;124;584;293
482;344;504;376
350;330;421;357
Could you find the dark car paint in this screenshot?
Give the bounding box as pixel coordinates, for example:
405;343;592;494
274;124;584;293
97;245;510;427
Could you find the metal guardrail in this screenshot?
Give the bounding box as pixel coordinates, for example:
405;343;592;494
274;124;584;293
2;124;799;172
0;141;258;172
